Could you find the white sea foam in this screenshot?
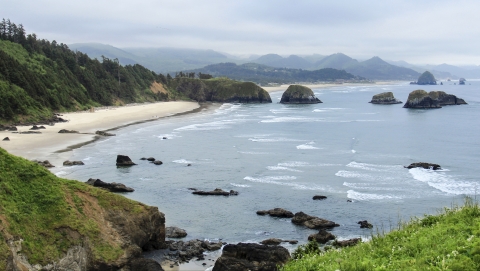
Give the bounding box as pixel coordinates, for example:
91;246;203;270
409;168;479;195
230;183;251;188
335;170;390;182
297;144;320;150
214;103;242;115
269;108;296;114
238;151;269;155
172;159;192;164
351;149;356;153
267;166;303;172
346;161;401;172
347;190;403;201
55;171;68;176
175;119;247;131
260;117;323;123
278;161;311;167
82;157;92;161
244;176;335;191
312;109;327;112
248;137;303;143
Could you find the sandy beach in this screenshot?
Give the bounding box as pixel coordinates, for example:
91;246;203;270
0;101;200;166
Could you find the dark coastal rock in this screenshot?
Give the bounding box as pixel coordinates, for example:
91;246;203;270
19;131;42;134
403;90;467;108
313;195;327;200
405;162;441;170
63;160;85;166
212;243;291;271
147;157;156;162
256;208;294;218
140;157;147;160
153;160;163;165
127;258;164;271
260;238;298;246
291;212;339;229
58;129;79;133
459;78;466;85
30;125;46;130
308;229;335;244
333;238;362;248
116;155;137;166
357;220;373;229
369;92;402;104
167;239;223;263
280;85;322;104
162;137;167;140
166;227;188;238
86;178;134;192
96;130;116;136
416;71;437;85
34;160;55;168
0;125;17;131
192;188;238;196
2;137;9;141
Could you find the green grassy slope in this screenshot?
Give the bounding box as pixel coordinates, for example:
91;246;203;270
282;199;480;271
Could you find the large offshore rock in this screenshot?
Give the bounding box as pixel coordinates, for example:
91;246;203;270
416;71;437;85
256;208;294;218
403;90;467;108
308;229;335;244
212;243;291;271
291;212;339;229
405;162;441;170
369;92;402;104
280;85;322;104
116;155;137;166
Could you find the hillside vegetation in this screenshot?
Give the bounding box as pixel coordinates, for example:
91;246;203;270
0;19;176;124
282;199;480;271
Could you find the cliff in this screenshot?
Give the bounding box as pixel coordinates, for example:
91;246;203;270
403;90;467;108
280;85;322;104
169;77;272;103
369;92;402;104
0;147;166;270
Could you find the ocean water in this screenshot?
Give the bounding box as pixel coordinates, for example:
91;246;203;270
53;80;480;252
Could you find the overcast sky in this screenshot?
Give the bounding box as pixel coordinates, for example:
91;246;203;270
4;0;480;65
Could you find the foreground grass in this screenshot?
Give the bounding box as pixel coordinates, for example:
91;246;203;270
282;199;480;271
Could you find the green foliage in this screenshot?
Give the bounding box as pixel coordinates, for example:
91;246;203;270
282;198;480;271
0;147;145;265
283;85;314;98
0;19;173;123
292;240;321;260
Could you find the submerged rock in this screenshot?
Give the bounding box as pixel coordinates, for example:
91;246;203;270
58;129;78;133
86;178;134;192
212;243;290;271
357;220;373;229
369;92;402;104
403;90;467;108
405;162;441;170
292;212;339;229
63;160;85;166
153;160;163;165
192;188;238;196
256;208;294;218
96;130;116;136
312;195;327;200
116;155;137;166
2;137;9;141
280;85;322;104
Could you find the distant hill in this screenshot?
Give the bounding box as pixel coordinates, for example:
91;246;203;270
68;43;139;66
186;62;363;85
427;63;480;79
314;53;358;70
344;56;420;80
254;54;313;69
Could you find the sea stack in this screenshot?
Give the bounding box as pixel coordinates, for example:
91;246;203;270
369;92;402;104
416;71;437;85
280;85;322;104
403;90;467;108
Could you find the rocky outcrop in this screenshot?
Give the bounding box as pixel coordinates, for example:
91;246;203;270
416;71;437;85
153;160;163;165
33;160;54;168
19;131;41;134
116;155;137;166
280;85;322;104
212;243;291;271
63;160;85;166
59;129;79;133
127;258;164;271
357;220;373;229
405;162;441;170
96;130;116;136
256;208;294;218
459;78;466;85
166;239;223;263
166;227;187;238
403;90;467;108
86;178;135;192
0;125;17;131
333;238;362;248
312;195;327;200
192;188;238;196
308;229;335;244
2;137;9;141
369;92;402;104
260;238;298;246
291;212;339;229
30;125;46;130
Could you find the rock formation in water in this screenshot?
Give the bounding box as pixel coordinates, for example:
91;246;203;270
86;178;135;192
256;208;294;218
403;90;467;108
416;71;437;85
192;188;238;196
280;85;322;104
63;160;85;166
369;92;402;104
166;226;188;238
116;154;137;166
291;212;339;229
333;238;362;248
308;229;336;243
212;243;291;271
405;162;441;170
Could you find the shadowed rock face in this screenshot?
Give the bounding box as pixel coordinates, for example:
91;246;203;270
280;85;322;104
405;162;441;170
369;92;402;104
212;243;291;271
403;90;467;108
116;155;137;166
256;208;294;218
291;212;339;229
308;229;335;244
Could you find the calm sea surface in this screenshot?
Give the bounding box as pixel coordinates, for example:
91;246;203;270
52;80;480;252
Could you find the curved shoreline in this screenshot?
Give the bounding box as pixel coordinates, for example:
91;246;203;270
0;101;214;166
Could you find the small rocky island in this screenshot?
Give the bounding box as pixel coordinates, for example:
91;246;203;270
403;90;467;108
369;92;402;104
410;71;437;85
280;85;322;104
